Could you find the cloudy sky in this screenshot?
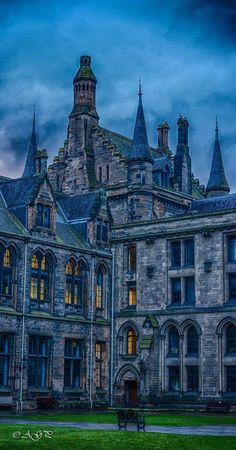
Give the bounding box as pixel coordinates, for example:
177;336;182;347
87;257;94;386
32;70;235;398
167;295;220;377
0;0;236;190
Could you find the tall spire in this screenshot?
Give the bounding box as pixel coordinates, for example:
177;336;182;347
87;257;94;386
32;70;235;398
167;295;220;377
206;119;230;197
22;110;38;178
128;84;151;161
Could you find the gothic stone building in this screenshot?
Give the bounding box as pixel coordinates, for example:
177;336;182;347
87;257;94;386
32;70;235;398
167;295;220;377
0;55;236;409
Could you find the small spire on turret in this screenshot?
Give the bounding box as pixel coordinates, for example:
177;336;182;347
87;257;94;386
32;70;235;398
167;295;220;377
22;109;38;178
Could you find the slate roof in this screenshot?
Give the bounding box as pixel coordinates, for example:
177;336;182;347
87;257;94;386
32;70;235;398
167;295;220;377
73;56;96;82
140;336;153;350
190;194;236;213
0;195;28;236
0;176;43;207
128;93;152;161
100;129;162;159
153;157;173;172
56;223;89;249
58;192;101;221
22;113;38;178
206;125;229;194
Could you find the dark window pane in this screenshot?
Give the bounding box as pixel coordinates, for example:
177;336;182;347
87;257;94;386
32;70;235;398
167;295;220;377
226;325;236;353
128;246;136;272
172;278;181;304
228;237;236;262
102;223;108;242
28;336;49;388
187;326;198;355
227;366;236;392
185;277;195;304
169;366;180;391
64;339;81;388
184;240;194;266
169;327;179;356
187;366;199;391
171;242;181;267
229;274;236;300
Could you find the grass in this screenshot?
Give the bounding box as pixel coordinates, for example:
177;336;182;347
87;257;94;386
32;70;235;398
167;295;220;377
0;424;235;450
4;411;236;427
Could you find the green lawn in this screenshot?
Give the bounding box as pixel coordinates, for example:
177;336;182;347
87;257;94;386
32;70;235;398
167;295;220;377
0;424;235;450
4;411;236;427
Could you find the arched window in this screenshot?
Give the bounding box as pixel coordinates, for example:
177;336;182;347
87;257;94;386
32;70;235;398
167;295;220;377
187;326;198;355
99;167;102;182
127;328;137;355
226;325;236;354
65;260;87;307
1;248;15;297
30;254;51;303
82;83;85;91
168;326;179;356
96;265;106;309
86;83;89;91
106;165;110;180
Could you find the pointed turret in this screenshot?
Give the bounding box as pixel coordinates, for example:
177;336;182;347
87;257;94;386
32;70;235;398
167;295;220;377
72;55;98;118
127;84;153;222
128;84;152;161
22;111;38;178
206;118;230;198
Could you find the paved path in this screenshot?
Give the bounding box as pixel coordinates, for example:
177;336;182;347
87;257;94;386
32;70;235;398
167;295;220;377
1;418;236;436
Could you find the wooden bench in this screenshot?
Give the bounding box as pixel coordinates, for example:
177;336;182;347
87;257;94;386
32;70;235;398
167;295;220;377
206;401;231;413
117;409;145;431
0;396;14;409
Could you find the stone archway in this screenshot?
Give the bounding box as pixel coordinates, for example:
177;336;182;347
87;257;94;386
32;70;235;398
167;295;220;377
115;367;140;407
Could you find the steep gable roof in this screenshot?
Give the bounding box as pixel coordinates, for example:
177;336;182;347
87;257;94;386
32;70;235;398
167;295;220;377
58;192;101;221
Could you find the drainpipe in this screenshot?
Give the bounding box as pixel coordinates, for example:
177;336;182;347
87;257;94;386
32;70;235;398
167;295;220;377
110;246;115;406
19;241;28;411
89;255;95;409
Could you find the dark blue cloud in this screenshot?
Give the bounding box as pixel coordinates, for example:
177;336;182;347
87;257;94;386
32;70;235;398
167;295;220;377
0;0;235;192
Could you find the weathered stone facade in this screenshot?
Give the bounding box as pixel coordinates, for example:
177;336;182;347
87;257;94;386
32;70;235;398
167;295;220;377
0;55;235;409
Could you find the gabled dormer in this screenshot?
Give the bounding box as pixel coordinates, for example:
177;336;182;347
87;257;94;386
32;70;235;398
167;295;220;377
28;175;56;236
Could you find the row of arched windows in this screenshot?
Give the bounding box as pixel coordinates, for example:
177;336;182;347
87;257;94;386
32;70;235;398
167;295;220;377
30;253;108;309
74;83;95;93
0;246;108;310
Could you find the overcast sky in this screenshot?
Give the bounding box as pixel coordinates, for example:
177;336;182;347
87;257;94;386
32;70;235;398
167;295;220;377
0;0;236;191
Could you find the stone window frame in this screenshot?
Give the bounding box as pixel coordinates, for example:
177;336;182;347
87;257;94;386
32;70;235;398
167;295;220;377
64;338;82;389
95;262;110;317
64;256;89;315
0;243;18;308
28;334;52;389
118;321;139;360
95;341;106;388
168;236;196;307
0;333;15;388
29;249;56;314
223;232;236;303
216;318;236;395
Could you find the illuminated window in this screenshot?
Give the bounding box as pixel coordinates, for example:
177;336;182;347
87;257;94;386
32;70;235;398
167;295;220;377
127;328;137;355
96;266;106;309
30;254;51;303
128;286;136;306
95;342;103;387
65;260;87;307
1;248;15;297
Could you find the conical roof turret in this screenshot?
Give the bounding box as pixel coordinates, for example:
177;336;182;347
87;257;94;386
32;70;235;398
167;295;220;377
128;85;152;161
22;111;38;178
206;119;230;197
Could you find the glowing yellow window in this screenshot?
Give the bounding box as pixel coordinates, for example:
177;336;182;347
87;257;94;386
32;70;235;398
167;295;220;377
30;277;38;299
127;329;137;355
96;286;102;308
66;282;72;304
40;279;45;301
3;249;10;267
31;254;39;269
129;287;137;306
66;261;73;274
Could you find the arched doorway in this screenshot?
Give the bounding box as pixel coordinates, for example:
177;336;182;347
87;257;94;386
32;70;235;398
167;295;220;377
115;367;140;407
